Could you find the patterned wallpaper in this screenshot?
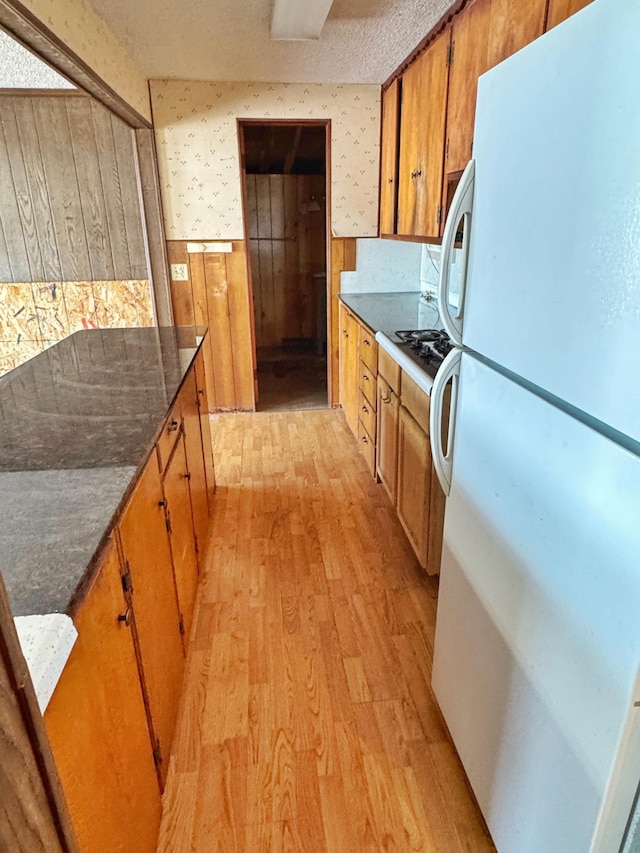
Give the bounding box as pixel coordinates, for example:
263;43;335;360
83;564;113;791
21;0;151;121
150;81;381;240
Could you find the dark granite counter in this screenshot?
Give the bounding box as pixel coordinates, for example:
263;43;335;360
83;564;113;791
0;326;205;617
338;291;442;339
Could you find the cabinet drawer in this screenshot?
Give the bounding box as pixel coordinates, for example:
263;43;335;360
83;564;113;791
357;421;376;477
359;325;378;374
156;397;183;473
400;371;430;433
359;359;376;405
378;347;401;393
359;390;376;440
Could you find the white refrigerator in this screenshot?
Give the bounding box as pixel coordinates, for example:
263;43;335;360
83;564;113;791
428;1;640;851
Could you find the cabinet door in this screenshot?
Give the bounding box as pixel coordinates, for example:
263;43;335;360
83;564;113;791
444;0;492;176
338;305;359;437
397;405;431;568
397;27;451;238
179;369;210;558
379;79;400;235
194;347;216;503
486;0;547;69
164;435;200;649
376;376;399;504
117;456;185;787
545;0;592;30
45;541;161;852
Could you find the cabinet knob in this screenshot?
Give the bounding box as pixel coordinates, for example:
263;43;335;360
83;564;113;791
168;419;179;432
388;177;393;184
363;339;371;347
362;436;368;444
382;394;391;404
362;405;369;413
184;472;192;481
415;169;422;177
117;609;132;628
363;374;369;381
158;498;167;508
198;388;204;396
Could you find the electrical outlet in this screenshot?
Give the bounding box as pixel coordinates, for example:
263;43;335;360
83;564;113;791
170;263;189;281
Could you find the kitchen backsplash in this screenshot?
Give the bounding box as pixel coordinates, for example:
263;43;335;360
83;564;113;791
340;238;422;293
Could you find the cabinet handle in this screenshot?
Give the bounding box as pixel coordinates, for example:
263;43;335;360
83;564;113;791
415;169;422;177
343;329;348;337
362;405;369;413
382;394;391;404
363;339;371;347
388;177;393;184
117;609;132;628
168;419;179;432
361;435;368;444
184;472;191;481
158;498;167;508
198;388;204;396
363;374;369;381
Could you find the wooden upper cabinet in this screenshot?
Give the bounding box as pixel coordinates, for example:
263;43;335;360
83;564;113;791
545;0;593;30
444;0;492;176
397;27;451;238
486;0;547;69
379;79;400;235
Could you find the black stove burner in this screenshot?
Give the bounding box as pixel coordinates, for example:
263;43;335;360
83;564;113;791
393;328;453;374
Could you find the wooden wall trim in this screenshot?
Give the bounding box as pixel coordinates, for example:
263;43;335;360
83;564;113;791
135;129;173;327
0;575;79;852
0;0;150;128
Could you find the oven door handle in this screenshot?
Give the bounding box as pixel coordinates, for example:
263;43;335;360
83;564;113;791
430;348;462;497
438;159;475;347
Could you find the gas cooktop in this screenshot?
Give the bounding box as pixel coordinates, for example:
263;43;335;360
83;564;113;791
393;329;454;378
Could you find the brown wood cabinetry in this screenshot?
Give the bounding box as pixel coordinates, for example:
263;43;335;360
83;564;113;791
397;27;451;238
376;374;399;503
117;454;186;787
339;303;359;436
379;79;400;235
178;369;210;559
486;0;547;69
45;541;162;853
444;0;492;177
545;0;593;30
397;404;432;567
163;436;200;649
194;347;216;502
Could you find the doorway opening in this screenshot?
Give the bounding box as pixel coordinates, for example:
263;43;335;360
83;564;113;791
239;121;329;412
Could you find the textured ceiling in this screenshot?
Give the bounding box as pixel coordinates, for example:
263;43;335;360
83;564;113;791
84;0;456;84
0;30;74;88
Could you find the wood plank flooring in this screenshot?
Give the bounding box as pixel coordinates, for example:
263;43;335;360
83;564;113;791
158;410;496;852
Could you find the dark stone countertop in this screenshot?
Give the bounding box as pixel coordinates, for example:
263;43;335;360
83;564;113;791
338;291;442;339
0;326;205;617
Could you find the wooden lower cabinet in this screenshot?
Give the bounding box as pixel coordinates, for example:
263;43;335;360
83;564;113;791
194;348;216;503
45;540;162;852
179;369;210;558
163;435;200;648
397;405;433;568
117;454;186;787
376;375;400;504
339;304;359;436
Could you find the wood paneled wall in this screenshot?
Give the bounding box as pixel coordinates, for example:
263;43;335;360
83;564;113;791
245;174;326;349
0;93;147;284
168;241;255;412
329;237;357;407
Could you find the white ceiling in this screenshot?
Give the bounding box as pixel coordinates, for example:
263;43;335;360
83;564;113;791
84;0;455;84
0;30;74;88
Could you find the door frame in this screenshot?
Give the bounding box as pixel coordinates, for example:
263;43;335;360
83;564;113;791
237;118;333;406
0;0;174;326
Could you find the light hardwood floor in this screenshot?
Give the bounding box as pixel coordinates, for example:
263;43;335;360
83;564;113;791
158;410;496;852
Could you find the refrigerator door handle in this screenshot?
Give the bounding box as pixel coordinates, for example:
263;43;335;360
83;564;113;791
429;348;462;496
437;159;475;346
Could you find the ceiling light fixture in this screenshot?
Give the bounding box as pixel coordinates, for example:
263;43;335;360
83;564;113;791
271;0;335;41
